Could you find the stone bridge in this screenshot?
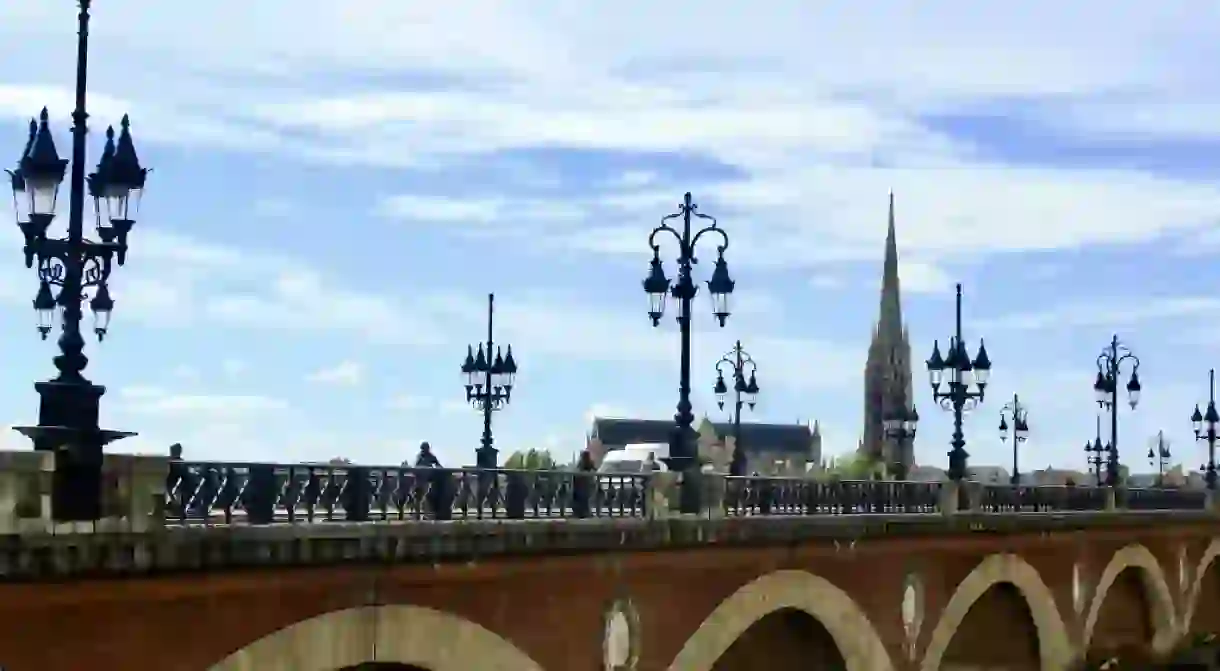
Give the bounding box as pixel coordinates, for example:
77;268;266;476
0;452;1219;670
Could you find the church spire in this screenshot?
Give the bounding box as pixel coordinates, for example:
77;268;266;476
878;190;902;338
861;190;914;473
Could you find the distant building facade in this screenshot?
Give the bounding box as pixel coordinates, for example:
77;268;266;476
861;193;915;475
587;417;821;476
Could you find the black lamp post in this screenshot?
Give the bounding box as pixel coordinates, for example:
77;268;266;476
998;394;1029;485
713;340;758;477
1085;415;1106;485
881;349;919;481
925;283;991;482
460;293;517;469
1147;430;1171;483
1191;369;1220;490
6;0;146;522
644;192;734;512
1093;335;1142;486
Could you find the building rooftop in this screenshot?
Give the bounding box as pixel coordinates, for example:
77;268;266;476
590;417;817;456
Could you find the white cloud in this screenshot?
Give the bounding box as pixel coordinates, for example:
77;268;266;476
490;293;861;394
899;260;955;295
5;2;1220;272
171;364;200;382
117;385;289;416
252;198;298;219
307;360;364;386
389;395;432;411
809;275;846;290
584;402;635;425
387;395;467;415
977;297;1220;333
6;1;1220;470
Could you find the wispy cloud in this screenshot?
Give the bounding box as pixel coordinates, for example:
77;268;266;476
306;360;364;386
4;1;1219;472
117;385;289;416
977;297;1220;332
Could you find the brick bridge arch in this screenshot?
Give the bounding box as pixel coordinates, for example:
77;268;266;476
920;553;1074;670
206;604;545;671
1185;538;1220;633
1082;543;1178;657
666;569;894;671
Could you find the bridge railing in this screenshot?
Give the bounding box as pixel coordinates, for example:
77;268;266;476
165;461;652;524
975;484;1110;512
1118;486;1209;511
161;462;1220;525
0;451;1217;532
722;477;941;516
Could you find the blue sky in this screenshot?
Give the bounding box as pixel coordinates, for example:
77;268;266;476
2;1;1220;473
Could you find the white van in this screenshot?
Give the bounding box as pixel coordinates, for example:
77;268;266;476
598;444;670;474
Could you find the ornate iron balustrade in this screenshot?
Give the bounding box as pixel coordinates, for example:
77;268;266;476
977;485;1110;512
723;477;942;516
162;461;1217;526
165;461;649;525
1119;486;1209;511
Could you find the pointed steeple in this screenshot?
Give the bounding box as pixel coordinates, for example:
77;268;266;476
878;190;902;339
862;190;914;471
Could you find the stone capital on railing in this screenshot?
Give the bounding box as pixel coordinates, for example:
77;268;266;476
0;450;170;535
0;450;53;534
645;471;679;520
98;453;170;533
699;472;727;519
1206;489;1220;515
963;480;986;512
1103;486;1118;512
938;479;961;515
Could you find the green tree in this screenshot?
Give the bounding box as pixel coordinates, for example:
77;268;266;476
504;448;558;470
818;453;885;481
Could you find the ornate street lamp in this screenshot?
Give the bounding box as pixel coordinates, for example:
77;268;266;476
1191;368;1219;490
6;1;146;521
644;192;734;512
998;394;1029;485
1093;335;1141;486
1147;430;1171;484
1085;415;1107;485
881;349;918;481
925;283;991;482
713;339;758;476
461;293;517;468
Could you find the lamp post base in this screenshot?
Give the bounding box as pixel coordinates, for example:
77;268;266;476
475;446;498;469
30;380;107;450
14;380;136;522
947;448;969;482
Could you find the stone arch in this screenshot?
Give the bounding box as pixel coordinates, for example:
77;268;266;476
1082;543;1178;655
1184;538;1220;632
666;569;894;671
207;604;545;671
920;553;1073;671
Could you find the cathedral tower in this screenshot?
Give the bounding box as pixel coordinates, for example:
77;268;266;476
861;192;914;474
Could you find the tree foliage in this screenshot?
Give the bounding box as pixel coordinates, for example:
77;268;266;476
814;453;887;481
504;448;558;470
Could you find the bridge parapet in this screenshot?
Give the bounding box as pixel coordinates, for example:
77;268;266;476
0;450;165;535
2;451;1220;670
2;452;1218;529
160;458;1216;524
0;451;1216;578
